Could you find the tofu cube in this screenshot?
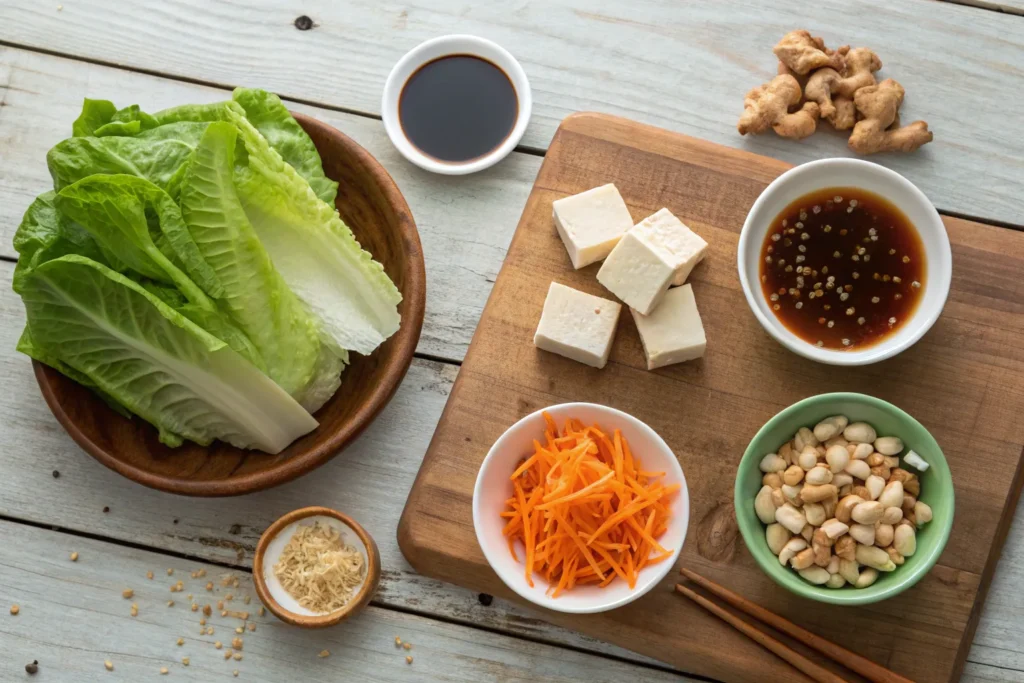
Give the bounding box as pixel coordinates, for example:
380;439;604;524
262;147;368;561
634;208;708;286
534;283;621;369
552;184;633;269
596;229;676;315
630;284;706;370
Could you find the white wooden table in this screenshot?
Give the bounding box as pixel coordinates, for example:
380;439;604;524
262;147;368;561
1;2;1022;680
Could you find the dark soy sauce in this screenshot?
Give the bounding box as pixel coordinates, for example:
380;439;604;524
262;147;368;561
399;54;518;163
759;187;926;351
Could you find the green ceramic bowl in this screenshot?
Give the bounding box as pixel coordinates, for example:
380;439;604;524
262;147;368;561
735;392;954;605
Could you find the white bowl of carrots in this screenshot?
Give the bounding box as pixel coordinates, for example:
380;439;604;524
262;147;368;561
473;403;689;614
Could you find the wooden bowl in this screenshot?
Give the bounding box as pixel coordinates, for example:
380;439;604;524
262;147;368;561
32;112;426;496
253;506;381;627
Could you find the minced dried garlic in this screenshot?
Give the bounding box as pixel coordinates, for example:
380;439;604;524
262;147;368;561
273;522;365;613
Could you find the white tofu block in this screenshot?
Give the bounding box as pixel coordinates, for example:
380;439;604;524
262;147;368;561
534;282;622;369
634;208;708;286
552;184;633;269
595;230;675;315
630;284;706;370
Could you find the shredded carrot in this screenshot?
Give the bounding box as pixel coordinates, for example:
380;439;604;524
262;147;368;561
501;412;678;596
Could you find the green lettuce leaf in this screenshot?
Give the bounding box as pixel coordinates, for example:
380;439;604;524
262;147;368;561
72;99;117;137
231;88;338;205
20;255;317;452
178;121;343;408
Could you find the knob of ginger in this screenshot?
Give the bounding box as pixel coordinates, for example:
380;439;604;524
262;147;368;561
848;79;933;154
738;75;820;140
774;30;848;75
805;48;883;131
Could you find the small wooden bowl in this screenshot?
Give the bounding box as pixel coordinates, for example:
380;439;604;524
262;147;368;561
253;506;381;628
32;112;426;496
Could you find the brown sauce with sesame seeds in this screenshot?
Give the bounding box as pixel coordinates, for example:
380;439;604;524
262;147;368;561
759;187;926;351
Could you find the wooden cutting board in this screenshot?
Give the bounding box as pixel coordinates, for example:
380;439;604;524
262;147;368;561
398;113;1024;683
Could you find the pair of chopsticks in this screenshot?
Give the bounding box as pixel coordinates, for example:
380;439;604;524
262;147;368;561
676;568;913;683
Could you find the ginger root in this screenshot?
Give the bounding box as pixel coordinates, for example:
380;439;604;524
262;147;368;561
848;79;933;154
738;74;819;139
774;30;847;75
805;48;882;131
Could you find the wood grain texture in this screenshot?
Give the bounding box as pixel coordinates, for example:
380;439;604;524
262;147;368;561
31;112;425;496
0;519;689;682
398;113;1024;683
0;46;537;362
1;0;1022;225
0;257;669;672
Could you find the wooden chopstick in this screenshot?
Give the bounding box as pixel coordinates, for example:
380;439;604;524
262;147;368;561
674;582;851;683
679;568;914;683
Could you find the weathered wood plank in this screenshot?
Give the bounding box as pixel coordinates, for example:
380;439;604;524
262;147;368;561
2;254;1023;677
0;520;689;682
0;259;668;670
1;0;1022;225
0;45;537;362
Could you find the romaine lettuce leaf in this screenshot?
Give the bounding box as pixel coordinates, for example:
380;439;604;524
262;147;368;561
20;255;317;452
177;121;343;408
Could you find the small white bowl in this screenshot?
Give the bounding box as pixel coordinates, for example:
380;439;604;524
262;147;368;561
473;403;689;614
381;34;532;175
737;158;952;366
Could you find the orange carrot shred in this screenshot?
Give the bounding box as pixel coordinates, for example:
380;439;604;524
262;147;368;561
501;412;677;596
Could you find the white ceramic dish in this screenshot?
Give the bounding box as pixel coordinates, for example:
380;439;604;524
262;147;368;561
473;403;689;614
381;34;532;175
737;158;952;366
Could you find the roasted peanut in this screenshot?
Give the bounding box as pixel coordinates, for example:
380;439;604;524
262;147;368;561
856;544;896;571
813;416;845;442
775;503;806;534
783;465;805;486
824;435;849;449
794;427;819;452
798;566;830;585
803;502;826;527
826;573;846;588
894;524;917;557
755;486;777;524
851;501;884;525
881;507;903;525
864;474;885;501
835;534;857;561
844;459;871;480
852;442;874;460
820;518;849;540
901;493;917;514
851;485;871;500
826;555;841;574
875;524;894;548
878;480;904;508
821;497;837;520
781;484;803;506
849;523;875;546
779;441;794;463
866;452;885;467
766;524;792;555
874;436;904;456
832;473;853;489
914;501;933;526
801;524;814;542
805;466;833;486
839;558;861;584
791;547;816;570
885;546;905;566
770;489;786;508
855;568;879;588
762;473;783;489
760;453;786;473
843;422;877;444
825;445;850;474
870;465;891;480
797;447;819;471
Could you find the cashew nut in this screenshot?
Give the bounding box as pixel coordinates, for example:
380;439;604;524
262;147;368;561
855;567;879;588
893;524;917;557
851;485;871;500
813;416;846;442
760;453;787;473
801;524;814;542
827;555;841;574
805;466;833;486
766;523;792;555
782;484;804;506
866;452;885;467
783;464;805;486
779;441;794;463
803;502;826;527
870;464;891;481
794;427;819;452
851;501;885;525
755;485;778;524
778;537;807;565
875;523;894;548
843;422;877;444
844;459;871;480
801;484;838;504
864;474;885;501
901;494;917;514
771;488;786;508
849;523;875;546
832;473;853;488
798;566;830;584
812;529;832;567
821;497;837;520
883;455;899;470
820;518;849;540
874;436;904;456
878;480;904;508
856;543;897;571
775;503;807;534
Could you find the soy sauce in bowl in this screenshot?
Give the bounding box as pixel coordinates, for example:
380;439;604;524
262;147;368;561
398;54;518;163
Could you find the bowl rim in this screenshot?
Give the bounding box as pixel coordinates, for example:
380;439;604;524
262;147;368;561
381;33;533;175
734;391;954;605
252;506;381;627
31;112;426;496
736;158;952;366
472;402;689;614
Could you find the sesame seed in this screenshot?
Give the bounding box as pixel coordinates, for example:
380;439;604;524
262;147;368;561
818;317;826;325
796;222;804;229
846;307;855;316
850;199;859;208
827;275;835;282
833;251;841;258
883;274;891;282
70;552;78;562
852;272;860;279
827;320;835;328
893;276;902;284
842;339;851;346
902;255;911;263
824;224;832;232
319;650;331;658
784;237;793;246
816;341;824;347
851;254;860;261
801;232;810;240
895;293;903;300
821;266;828;274
823;304;831;311
912;281;921;288
813;205;821;214
844;284;853;292
182;657;190;666
761;275;767;282
767;245;774;253
840;292;849;301
798;244;806;253
834;196;843;202
785;265;793;272
765;256;772;263
871;296;880;304
122;589;134;599
777;258;785;266
104;660;113;671
863;255;871;262
773;304;780;311
858;317;865;325
799;211;808;220
795;302;803;309
889;316;897;324
795;255;805;263
814;282;822;290
840;229;848;236
770;293;779;302
160;668;168;675
782;219;788;227
870;235;878;241
772;233;781;242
